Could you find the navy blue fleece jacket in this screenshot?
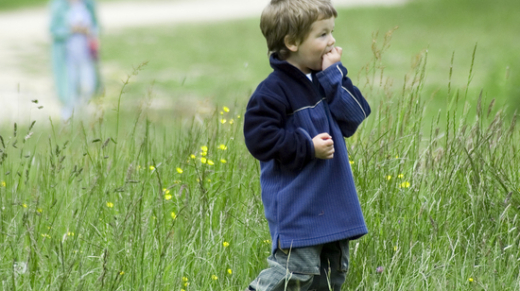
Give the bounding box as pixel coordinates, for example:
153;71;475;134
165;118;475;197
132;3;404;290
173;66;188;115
244;54;371;252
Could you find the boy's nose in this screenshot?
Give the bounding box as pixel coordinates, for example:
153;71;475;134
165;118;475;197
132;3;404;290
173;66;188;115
328;35;336;46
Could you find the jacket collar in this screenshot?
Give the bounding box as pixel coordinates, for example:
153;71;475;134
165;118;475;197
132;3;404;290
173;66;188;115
269;53;323;96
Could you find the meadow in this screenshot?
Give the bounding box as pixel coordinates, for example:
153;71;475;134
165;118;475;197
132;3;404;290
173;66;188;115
1;0;520;290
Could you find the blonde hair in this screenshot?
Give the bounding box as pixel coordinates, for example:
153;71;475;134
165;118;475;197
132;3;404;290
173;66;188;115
260;0;337;60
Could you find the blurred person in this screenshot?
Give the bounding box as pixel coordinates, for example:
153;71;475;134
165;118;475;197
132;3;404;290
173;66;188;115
243;0;371;290
50;0;100;120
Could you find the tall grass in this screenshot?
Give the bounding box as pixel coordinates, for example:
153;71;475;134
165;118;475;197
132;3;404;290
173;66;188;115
1;36;519;290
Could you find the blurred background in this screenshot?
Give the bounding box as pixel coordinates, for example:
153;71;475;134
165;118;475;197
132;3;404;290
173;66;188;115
0;0;518;127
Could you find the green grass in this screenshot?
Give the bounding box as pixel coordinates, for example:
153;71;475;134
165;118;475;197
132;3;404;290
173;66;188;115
1;51;519;289
99;0;520;121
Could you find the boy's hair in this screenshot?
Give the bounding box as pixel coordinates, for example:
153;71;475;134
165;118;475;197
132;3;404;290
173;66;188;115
260;0;337;60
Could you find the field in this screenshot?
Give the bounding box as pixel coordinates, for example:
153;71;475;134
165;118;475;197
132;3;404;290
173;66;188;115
1;0;520;290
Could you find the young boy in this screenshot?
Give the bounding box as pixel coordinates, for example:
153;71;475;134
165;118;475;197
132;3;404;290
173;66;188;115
243;0;371;290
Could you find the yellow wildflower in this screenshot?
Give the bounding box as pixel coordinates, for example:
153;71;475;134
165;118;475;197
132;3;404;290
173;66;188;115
223;106;230;112
263;239;272;244
182;277;188;282
218;144;228;150
220;119;227;124
149;165;155;171
200;157;207;164
223;241;230;247
171;212;177;220
398;174;404;179
207;159;215;166
386;175;392;180
163;188;170;194
1;181;5;187
137;165;141;170
176;167;183;174
190;154;196;159
22;203;27;208
395;155;399;159
237;115;241;119
399;181;411;188
394;245;397;251
106;202;114;208
220;159;227;164
37;208;43;213
229;119;234;124
468;278;473;283
211;275;218;280
349;161;354;165
201;146;208;152
220;111;224;115
201;151;207;156
227;268;232;275
68;232;74;236
119;271;125;275
165;194;172;200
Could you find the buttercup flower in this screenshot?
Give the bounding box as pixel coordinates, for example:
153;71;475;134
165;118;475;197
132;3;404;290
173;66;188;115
220;159;227;164
223;106;230;112
229;119;235;124
176;167;183;174
106;202;114;208
386;175;392;180
200;157;207;164
201;146;208;152
218;144;227;150
149;165;155;171
171;212;177;219
399;181;411;188
211;275;218;280
119;271;125;275
190;154;196;159
37;208;43;213
223;241;230;247
1;181;5;187
165;194;172;200
220;119;227;124
468;278;474;283
227;268;233;275
398;174;404;179
349;161;354;165
207;160;215;166
22;203;27;208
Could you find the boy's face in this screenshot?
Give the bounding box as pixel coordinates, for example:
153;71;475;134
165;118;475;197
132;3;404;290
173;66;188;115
285;16;336;74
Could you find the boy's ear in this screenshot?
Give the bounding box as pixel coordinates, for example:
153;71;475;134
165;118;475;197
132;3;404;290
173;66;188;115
284;35;299;52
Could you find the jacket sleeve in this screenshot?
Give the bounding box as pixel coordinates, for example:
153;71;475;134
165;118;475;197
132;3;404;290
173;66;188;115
49;1;71;41
244;92;315;171
316;62;371;137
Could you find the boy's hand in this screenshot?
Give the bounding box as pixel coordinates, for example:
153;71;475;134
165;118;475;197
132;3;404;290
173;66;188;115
312;133;334;159
322;46;342;71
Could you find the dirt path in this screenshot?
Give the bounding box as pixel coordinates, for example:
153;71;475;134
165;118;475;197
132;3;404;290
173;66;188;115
0;0;406;125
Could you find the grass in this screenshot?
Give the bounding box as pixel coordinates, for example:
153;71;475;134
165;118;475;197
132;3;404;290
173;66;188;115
98;0;520;122
1;37;520;290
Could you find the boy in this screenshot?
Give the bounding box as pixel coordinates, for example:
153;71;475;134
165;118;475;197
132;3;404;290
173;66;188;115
243;0;371;290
